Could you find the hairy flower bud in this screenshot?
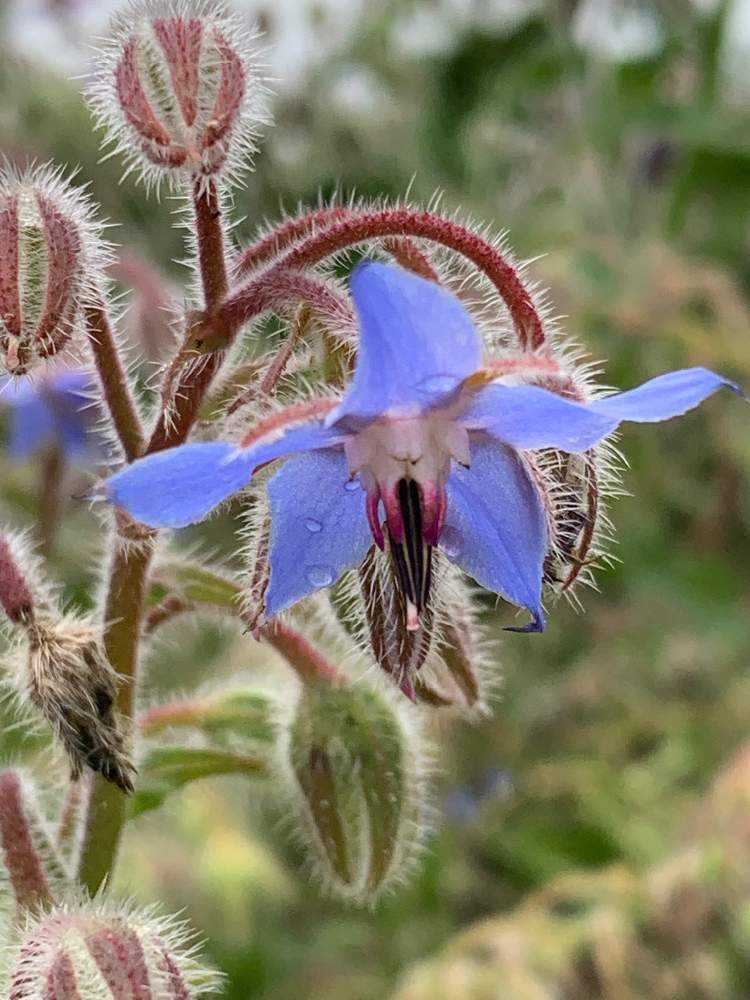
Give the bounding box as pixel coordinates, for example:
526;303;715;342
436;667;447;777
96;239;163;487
3;899;222;998
88;0;269;190
23;618;135;793
358;547;434;701
280;679;431;904
0;769;71;920
0;163;108;376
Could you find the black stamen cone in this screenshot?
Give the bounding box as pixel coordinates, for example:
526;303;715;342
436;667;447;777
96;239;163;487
388;479;433;617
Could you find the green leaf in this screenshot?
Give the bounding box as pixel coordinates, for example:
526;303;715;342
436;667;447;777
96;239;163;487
149;559;242;612
130;745;268;818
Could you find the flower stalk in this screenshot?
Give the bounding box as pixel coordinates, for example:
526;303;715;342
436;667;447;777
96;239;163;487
76;521;155;894
84;302;145;461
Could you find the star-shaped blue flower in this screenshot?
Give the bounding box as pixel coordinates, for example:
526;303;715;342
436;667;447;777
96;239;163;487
104;262;739;630
2;368;101;464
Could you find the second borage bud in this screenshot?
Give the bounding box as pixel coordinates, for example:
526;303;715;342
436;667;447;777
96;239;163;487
280;678;431;904
87;0;269;190
0;164;108;377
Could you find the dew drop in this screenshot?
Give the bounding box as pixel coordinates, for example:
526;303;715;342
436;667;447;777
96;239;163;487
439;527;461;559
417;374;458;397
304;517;323;533
306;565;334;587
344;479;360;492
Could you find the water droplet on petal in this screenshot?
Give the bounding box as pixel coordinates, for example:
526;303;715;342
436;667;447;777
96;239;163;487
417;374;459;397
439;527;461;559
344;479;360;492
304;518;323;533
306;565;334;587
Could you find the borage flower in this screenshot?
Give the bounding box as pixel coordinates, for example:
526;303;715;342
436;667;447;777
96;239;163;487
1;367;101;464
103;262;739;642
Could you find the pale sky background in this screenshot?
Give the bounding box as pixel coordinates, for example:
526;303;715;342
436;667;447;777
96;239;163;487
5;0;750;104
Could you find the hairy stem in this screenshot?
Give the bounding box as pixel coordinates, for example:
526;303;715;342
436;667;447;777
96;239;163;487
146;178;231;454
76;522;155;894
38;444;63;559
192;177;229;309
236;205;439;282
235;207;545;349
84;303;145;461
150;270;350;452
260;620;345;686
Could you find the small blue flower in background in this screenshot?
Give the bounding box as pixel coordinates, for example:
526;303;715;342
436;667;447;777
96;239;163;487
1;368;101;465
103;262;741;632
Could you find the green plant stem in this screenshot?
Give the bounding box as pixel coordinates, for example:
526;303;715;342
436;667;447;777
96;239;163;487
76;525;155;894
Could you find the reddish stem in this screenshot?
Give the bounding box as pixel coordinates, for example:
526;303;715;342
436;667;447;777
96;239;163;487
236;206;440;283
216;268;353;340
239;396;336;449
84;303;145;461
261;620;344;687
148;270;350;453
233;208;544;350
192;177;228;309
236;206;352;274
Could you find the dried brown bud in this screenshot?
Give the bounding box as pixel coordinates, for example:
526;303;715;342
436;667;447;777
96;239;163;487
24;618;135;793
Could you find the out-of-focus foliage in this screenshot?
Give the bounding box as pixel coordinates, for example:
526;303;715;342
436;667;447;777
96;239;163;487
0;1;749;997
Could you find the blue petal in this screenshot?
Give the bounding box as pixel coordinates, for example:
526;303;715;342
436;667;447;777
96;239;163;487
589;367;740;421
105;443;257;528
441;435;547;631
265;448;372;615
49;374;100;458
7;392;56;459
461;367;739;453
105;420;344;528
329;261;483;428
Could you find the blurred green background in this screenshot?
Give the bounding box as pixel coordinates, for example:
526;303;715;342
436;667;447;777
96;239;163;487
1;1;750;997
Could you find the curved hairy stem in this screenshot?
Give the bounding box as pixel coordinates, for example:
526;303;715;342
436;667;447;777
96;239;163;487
149;269;351;453
234;207;545;349
236;205;440;282
259;621;345;687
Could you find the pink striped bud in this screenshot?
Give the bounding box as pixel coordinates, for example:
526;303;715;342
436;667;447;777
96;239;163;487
3;900;222;999
88;0;269;190
0;164;108;376
0;769;70;921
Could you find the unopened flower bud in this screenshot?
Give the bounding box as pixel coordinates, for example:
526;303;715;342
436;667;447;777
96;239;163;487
281;679;431;903
358;547;434;700
0;163;108;376
22;617;135;793
3;899;222;998
89;0;268;189
0;534;36;625
0;769;70;920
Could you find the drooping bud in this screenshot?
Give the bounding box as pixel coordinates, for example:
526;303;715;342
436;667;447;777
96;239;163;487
280;677;431;903
22;617;135;793
88;0;269;190
3;899;222;998
358;546;434;700
0;769;71;920
417;577;490;712
0;163;108;376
